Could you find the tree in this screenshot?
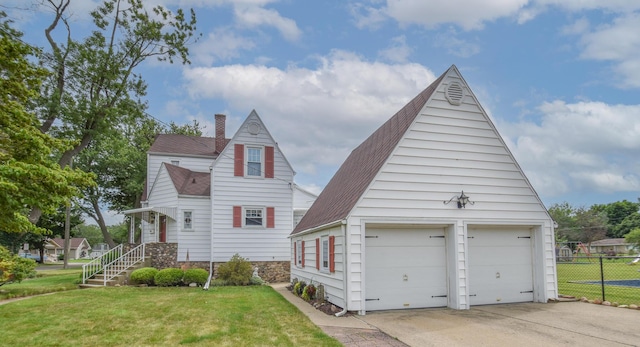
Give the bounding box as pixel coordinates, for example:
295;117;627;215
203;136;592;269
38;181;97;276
28;0;199;224
593;200;640;237
548;202;578;242
624;228;640;252
612;213;640;238
573;207;608;248
73;224;105;247
0;12;92;234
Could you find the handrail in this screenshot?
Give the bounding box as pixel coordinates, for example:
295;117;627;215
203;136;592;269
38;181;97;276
102;244;146;286
82;244;123;284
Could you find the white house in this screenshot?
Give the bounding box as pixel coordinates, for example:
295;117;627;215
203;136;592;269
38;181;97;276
124;111;315;281
290;65;558;314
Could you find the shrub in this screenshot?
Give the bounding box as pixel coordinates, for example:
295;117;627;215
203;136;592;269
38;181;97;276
183;268;209;286
154;268;184;287
249;276;265;286
294;280;306;296
130;267;159;286
0;246;36;285
217;254;253;286
302;283;316;301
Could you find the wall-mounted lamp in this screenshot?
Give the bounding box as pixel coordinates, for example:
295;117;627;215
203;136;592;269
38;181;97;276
443;191;474;209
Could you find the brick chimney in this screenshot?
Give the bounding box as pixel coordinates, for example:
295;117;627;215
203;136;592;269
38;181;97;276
215;114;226;153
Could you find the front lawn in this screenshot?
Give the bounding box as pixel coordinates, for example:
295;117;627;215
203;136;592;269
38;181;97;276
0;267;82;300
0;286;341;346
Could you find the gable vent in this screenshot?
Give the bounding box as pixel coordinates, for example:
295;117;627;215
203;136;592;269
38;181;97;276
445;82;464;106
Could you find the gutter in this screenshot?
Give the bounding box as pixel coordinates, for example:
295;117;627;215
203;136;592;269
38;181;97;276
335;219;348;317
204;165;214;290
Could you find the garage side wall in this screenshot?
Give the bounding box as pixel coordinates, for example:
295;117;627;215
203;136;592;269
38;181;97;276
290;225;346;308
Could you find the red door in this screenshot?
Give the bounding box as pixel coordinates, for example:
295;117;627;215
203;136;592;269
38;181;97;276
159;216;166;242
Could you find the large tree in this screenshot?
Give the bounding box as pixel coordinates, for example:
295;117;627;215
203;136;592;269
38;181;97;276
29;0;199;224
0;12;92;235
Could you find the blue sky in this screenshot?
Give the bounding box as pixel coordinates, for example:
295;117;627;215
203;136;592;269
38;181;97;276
5;1;640;224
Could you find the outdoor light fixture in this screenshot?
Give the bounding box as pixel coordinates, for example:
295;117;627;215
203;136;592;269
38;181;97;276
444;191;474;208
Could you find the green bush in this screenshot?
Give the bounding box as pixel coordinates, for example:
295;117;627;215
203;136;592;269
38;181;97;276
294;280;306;296
302;283;316;301
154;268;184;287
0;246;36;285
183;268;209;286
217;253;253;286
249;276;265;286
130;267;159;285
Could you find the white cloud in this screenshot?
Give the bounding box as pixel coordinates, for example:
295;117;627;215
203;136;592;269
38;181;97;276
191;28;256;65
378;35;412;63
500;100;640;197
183;51;436;176
233;4;302;42
433;27;481;58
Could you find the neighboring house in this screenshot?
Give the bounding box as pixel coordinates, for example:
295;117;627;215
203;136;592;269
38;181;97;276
124;111;314;282
589;239;633;254
290;65;558;314
90;243;110;258
51;238;92;259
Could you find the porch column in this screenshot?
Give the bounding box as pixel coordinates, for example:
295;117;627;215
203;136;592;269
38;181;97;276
129;215;135;244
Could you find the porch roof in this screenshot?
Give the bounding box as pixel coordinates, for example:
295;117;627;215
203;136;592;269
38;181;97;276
122;206;177;221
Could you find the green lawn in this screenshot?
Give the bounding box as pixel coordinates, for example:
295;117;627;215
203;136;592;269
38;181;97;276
0;284;340;346
557;259;640;305
0;267;82;300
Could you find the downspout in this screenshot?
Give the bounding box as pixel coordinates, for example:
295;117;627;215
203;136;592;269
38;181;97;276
204;165;214;290
335;219;348;317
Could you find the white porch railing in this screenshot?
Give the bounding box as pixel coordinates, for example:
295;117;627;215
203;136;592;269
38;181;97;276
101;244;146;286
82;244;123;284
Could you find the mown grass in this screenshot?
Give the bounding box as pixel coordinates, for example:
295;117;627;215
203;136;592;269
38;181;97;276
557;258;640;305
0;267;82;300
0;285;340;346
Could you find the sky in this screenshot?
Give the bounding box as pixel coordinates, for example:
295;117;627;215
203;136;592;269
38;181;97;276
4;0;640;225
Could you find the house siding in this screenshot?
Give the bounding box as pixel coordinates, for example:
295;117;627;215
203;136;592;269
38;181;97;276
176;197;211;261
145;166;179;243
147;154;213;201
211;111;294;262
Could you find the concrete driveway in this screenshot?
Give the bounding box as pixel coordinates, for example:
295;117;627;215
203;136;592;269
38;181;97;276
358;302;639;346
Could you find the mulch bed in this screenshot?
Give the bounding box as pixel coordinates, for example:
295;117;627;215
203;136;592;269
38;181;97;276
286;284;348;316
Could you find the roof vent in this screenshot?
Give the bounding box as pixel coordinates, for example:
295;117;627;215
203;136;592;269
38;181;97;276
445;82;464;106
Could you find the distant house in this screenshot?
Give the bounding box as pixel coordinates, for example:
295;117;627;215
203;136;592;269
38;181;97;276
290;65;557;314
123;111;316;282
51;238;92;259
589;239;634;254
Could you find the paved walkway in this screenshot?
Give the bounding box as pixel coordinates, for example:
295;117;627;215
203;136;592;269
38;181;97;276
272;283;408;346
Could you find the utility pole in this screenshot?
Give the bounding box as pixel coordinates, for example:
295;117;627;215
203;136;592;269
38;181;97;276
63;159;72;269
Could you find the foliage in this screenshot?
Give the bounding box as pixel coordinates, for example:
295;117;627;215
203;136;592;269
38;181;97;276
73;224;105;247
612;213;640;238
549;202;578;242
624;228;640;250
0;246;37;285
302;283;316;301
294;280;307;296
593;200;640;237
0;12;93;234
154;268;184;287
129;267;158;285
183;268;208;286
250;276;266;286
216;253;253;286
1;286;342;346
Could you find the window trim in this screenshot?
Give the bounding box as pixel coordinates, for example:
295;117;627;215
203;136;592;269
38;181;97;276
320;235;330;272
245;146;264;178
296;240;303;267
243;207;265;228
183;210;193;231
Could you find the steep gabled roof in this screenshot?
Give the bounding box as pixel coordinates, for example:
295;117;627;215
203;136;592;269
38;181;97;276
164;163;211;197
148;134;229;157
51;238;90;249
292;70;446;234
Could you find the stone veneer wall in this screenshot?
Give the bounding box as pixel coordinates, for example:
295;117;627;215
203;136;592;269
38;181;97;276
126;243;290;282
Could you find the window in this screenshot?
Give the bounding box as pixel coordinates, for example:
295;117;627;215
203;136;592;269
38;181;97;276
247;147;262;176
321;236;329;271
296;240;302;266
170;160;179;166
183;211;193;230
245;208;263;226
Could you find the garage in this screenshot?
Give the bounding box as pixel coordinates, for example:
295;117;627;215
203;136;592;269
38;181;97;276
468;227;534;305
365;227;447;311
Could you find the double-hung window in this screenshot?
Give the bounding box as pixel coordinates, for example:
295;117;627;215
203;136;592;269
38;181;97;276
245;208;263;226
247;147;262;177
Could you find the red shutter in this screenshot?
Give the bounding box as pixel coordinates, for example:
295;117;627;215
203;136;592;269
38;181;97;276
233;206;242;227
293;241;297;265
301;241;305;267
234;144;244;176
316;238;320;270
265;146;274;178
266;207;275;228
329;235;335;273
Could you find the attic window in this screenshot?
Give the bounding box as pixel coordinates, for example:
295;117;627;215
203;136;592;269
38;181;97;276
445;82;465;106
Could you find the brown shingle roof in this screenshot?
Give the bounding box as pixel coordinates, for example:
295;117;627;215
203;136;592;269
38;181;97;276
165;163;211;197
148;134;230;157
291;70;446;234
51;238;88;249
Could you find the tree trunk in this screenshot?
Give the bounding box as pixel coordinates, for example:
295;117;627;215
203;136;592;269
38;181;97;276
91;198;116;248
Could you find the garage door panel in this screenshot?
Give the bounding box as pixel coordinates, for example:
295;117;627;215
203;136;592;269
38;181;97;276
468;228;533;306
366;228;447;311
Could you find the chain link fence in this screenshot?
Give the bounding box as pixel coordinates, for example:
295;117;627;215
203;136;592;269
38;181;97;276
557;255;640;305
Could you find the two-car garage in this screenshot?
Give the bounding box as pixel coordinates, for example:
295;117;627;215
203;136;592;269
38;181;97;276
365;225;534;311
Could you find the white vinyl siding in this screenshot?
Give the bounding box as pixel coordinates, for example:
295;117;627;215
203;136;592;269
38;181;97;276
175;197;211;261
146;154;214;202
211;111;294;262
145;167;178;243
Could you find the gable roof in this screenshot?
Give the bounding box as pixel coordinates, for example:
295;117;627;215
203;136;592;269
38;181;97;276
51;238;90;249
148;134;229;157
164;163;211;196
590;238;628;246
292;69;446;234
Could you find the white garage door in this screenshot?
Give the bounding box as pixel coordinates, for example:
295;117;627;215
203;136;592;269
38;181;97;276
365;228;447;311
468;227;533;305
